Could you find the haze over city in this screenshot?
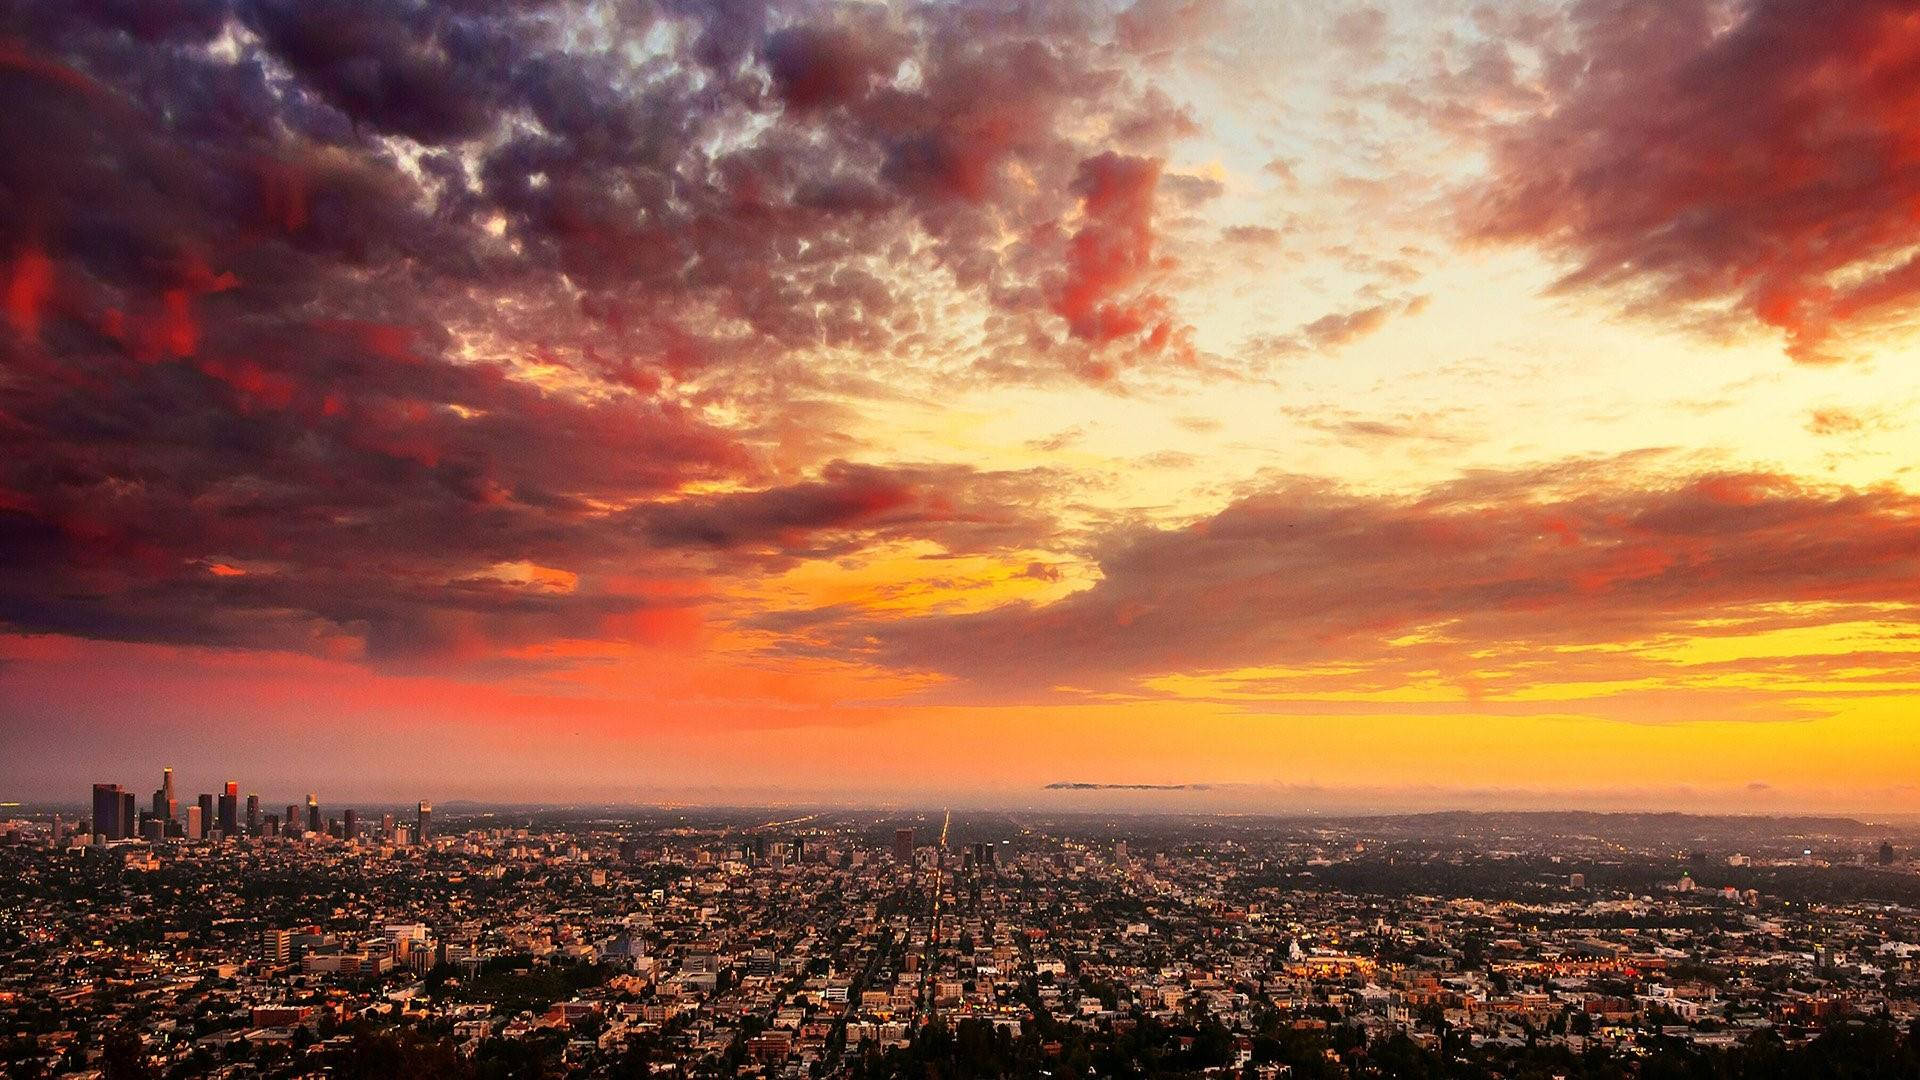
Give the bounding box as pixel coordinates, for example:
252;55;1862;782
5;0;1920;815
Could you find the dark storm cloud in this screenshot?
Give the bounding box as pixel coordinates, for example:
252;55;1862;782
0;0;1192;662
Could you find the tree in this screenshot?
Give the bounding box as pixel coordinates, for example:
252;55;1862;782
99;1031;154;1080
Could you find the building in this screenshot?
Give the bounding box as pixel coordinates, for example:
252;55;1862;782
343;808;359;841
246;794;261;836
185;804;204;840
894;828;914;865
91;783;128;841
260;929;293;964
152;767;177;825
417;801;432;843
218;781;239;837
286;804;301;837
306;794;321;835
198;794;215;838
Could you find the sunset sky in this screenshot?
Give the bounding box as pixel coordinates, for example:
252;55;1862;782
5;0;1920;810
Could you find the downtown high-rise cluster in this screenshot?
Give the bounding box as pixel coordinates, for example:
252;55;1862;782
78;767;432;847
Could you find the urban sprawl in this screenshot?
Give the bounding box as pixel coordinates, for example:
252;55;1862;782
9;776;1920;1077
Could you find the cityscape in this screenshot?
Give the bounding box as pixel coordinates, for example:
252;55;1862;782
8;0;1920;1077
13;782;1920;1077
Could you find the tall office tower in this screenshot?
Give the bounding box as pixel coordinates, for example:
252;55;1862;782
894;827;914;865
153;767;177;823
343;808;358;840
417;801;432;843
119;791;135;840
140;817;164;842
197;794;215;837
286;804;301;836
91;783;127;841
218;781;239;837
263;814;280;838
381;813;395;840
306;794;321;835
185;804;204;840
260;929;293;964
51;814;63;845
246;794;261;836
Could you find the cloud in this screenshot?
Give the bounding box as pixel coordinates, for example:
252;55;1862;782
1806;407;1890;438
0;0;1213;664
629;461;1058;562
1221;224;1285;246
1251;294;1428;356
1466;0;1920;362
1296;410;1467;447
1052;151;1188;364
801;461;1920;706
763;17;905;111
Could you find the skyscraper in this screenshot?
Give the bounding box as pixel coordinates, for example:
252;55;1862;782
894;827;914;865
152;767;176;825
185;804;204;840
218;781;239;837
91;783;127;841
197;793;215;837
286;804;301;837
119;790;135;841
246;794;261;836
343;808;358;841
306;794;320;835
417;801;432;843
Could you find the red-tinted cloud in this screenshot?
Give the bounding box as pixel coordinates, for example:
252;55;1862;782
1055;152;1170;346
632;461;1055;562
1467;0;1920;361
0;0;1202;665
764;19;903;111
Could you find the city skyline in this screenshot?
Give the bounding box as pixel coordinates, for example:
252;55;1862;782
79;764;436;845
6;1;1920;812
